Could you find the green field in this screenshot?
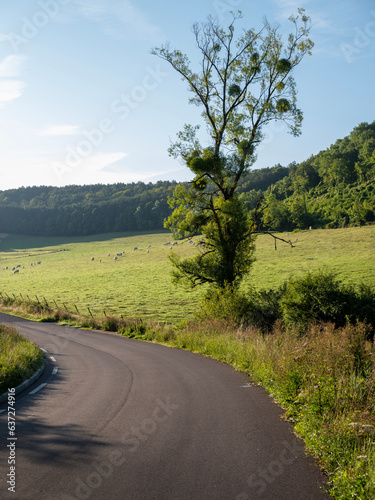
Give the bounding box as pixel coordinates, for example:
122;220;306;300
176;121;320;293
0;226;374;323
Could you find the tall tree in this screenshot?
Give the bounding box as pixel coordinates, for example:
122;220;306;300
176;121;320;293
152;9;313;289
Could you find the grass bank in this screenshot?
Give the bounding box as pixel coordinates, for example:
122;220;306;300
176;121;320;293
0;324;44;394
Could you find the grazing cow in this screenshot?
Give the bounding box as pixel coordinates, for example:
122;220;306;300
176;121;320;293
14;269;19;274
117;253;122;256
133;247;138;251
91;257;94;261
114;256;118;260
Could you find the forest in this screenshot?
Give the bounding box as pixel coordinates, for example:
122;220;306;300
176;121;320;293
0;121;374;237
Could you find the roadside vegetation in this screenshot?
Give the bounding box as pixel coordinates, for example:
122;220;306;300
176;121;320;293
0;324;44;394
1;271;374;497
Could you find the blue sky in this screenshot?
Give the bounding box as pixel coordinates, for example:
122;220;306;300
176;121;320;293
0;0;374;190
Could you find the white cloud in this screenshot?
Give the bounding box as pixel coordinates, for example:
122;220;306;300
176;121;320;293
0;55;27;108
51;151;129;185
0;55;26;78
272;0;308;19
83;151;127;173
0;80;27;108
38;124;83;136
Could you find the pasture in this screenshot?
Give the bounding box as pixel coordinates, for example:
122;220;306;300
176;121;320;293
0;226;374;324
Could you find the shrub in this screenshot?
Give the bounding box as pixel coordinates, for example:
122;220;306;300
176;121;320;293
244;287;284;332
199;285;252;324
279;269;375;337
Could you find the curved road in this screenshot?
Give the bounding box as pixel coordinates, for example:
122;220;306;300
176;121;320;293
0;313;329;499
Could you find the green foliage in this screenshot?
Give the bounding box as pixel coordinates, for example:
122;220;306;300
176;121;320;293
199;285;252;323
263;193;291;230
279;270;375;337
245;288;284;332
276;98;291;113
0;181;176;236
276;58;292;73
263;121;375;231
166;194;256;288
198;267;375;337
279;270;348;330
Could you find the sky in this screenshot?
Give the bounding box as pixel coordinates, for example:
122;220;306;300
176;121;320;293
0;0;374;191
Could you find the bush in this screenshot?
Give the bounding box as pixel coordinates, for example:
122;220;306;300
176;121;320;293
279;270;375;337
244;288;284;332
199;285;284;333
199;285;252;324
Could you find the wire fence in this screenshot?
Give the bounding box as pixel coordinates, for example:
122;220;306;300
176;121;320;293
0;291;113;319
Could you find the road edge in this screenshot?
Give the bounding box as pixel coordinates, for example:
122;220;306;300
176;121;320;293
0;361;45;403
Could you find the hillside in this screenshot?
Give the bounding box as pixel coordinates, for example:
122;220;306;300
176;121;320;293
0;168;287;237
256;120;375;230
0;121;374;236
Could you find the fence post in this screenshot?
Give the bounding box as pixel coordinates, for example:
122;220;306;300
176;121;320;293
74;304;80;315
87;307;93;318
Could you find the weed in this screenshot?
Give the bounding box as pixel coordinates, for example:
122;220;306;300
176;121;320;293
0;324;44;394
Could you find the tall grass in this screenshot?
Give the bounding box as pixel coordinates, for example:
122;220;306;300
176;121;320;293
0;324;44;394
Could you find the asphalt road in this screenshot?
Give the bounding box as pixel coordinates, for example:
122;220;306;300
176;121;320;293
0;312;330;499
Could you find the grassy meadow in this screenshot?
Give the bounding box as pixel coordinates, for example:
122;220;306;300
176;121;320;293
0;226;374;324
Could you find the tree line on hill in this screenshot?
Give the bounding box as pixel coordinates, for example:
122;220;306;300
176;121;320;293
0;121;374;237
254;121;375;231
